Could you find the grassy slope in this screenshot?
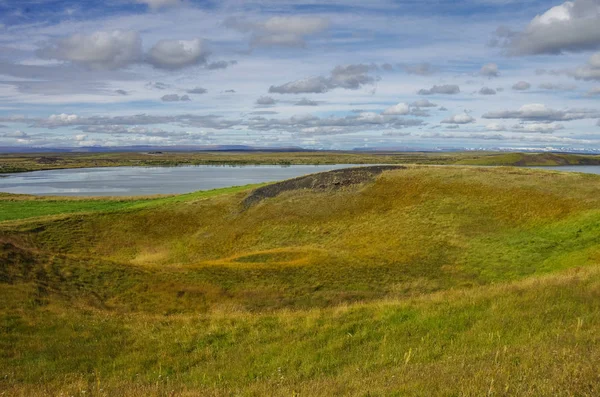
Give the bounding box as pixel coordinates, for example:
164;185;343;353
0;184;260;222
2;151;600;173
3;166;600;395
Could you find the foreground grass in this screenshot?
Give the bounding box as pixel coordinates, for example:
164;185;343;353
2;265;600;396
2;150;600;173
0;184;260;222
3;165;600;395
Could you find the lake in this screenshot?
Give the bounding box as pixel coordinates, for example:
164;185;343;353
0;165;363;196
1;164;600;196
527;165;600;174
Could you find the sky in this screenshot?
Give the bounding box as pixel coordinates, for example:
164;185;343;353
1;0;600;151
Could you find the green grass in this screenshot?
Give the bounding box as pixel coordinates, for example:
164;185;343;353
3;165;600;395
0;184;261;222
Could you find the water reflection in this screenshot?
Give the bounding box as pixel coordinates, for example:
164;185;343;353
0;164;360;196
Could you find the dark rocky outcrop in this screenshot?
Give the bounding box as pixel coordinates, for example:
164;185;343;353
243;165;404;208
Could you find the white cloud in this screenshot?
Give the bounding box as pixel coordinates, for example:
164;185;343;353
2;130;29;138
586;87;600;96
498;0;600;55
512;122;565;133
38;30;142;70
568;52;600;80
146;39;208;70
483;103;600;121
161;94;191;102
418;84;460;95
538;83;576;90
480;63;499;78
256;96;276;105
225;16;330;48
479;87;496;95
400;62;437;76
382;102;410;115
186;87;207;94
512;81;531;90
441;113;475;124
46;113;80;127
136;0;182;10
486;123;506;131
295;98;318;106
410;99;437;108
269;64;377;94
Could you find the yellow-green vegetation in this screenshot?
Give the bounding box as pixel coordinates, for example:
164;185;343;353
0;184;261;223
3;166;600;395
2;150;600;173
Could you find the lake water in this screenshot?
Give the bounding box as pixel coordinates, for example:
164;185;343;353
1;164;600;197
527;165;600;174
0;165;364;196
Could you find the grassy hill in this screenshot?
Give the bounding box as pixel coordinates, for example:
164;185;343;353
3;165;600;395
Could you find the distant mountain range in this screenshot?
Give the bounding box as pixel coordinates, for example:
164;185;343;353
0;145;308;153
2;145;600;154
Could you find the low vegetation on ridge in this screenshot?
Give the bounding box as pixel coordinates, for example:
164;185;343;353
2;165;600;395
2;150;600;173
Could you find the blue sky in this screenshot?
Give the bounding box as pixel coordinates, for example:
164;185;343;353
1;0;600;150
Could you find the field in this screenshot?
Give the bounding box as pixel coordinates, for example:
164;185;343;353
3;165;600;395
2;150;600;173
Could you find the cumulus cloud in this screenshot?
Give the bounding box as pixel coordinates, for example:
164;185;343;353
206;60;236;70
495;0;600;55
512;122;565;133
410;99;437;108
146;81;170;90
568;52;600;80
441;113;475;124
77;125;194;138
47;113;79;127
224;16;330;48
538;82;576;90
480;63;499;77
38;30;142;70
256;96;276;105
135;0;182;10
482;103;600;121
512;81;531;90
146;38;208;70
418;84;460;95
400;62;437;75
486;123;507;131
382;102;410;115
586;87;600;96
295;98;318;106
247;112;424;136
186;87;207;94
479;87;497;95
161;94;191;102
269;64;377;94
2;130;29;138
